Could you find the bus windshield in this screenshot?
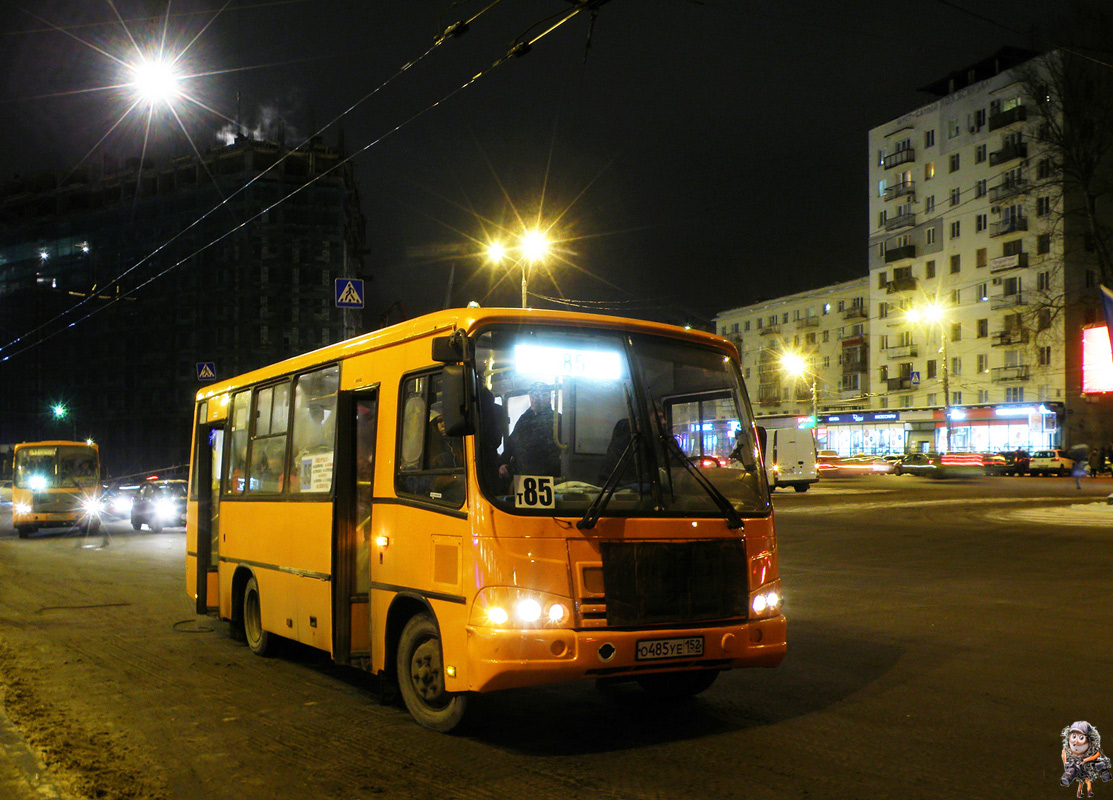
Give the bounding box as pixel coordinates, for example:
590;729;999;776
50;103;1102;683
14;445;100;491
473;325;768;518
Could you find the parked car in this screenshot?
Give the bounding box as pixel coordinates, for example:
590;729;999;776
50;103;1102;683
1028;449;1073;477
998;450;1030;476
130;479;187;531
893;452;944;477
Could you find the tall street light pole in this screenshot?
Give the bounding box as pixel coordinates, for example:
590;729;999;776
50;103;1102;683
487;229;551;309
908;304;951;452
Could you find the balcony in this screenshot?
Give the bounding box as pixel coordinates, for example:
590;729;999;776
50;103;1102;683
989;177;1028;202
758;324;781;336
991;216;1028;237
886;377;913;391
885;344;918;360
842;305;868;320
990;292;1026;310
989;140;1028;166
991;365;1030;382
795;316;819;329
793;387;814;401
883;148;916;169
885;212;916;232
992;329;1030;346
886;275;918;294
757;385;782;405
989;253;1028;273
883;181;916;201
843;360;868;374
884;243;917;263
988;105;1027;131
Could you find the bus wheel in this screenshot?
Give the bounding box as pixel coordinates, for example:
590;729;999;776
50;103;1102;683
397;614;468;732
793;484;809;493
16;525;35;539
243;575;273;656
637;669;719;700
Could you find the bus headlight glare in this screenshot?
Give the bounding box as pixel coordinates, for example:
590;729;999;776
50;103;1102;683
28;475;48;491
82;498;104;515
470;587;574;630
14;503;31;516
750;582;782;618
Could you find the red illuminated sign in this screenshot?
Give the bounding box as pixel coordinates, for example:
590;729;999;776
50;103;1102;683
1082;325;1113;393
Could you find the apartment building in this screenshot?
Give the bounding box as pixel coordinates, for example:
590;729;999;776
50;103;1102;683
868;46;1111;454
716;278;894;453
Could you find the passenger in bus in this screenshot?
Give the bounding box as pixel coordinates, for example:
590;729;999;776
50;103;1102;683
428;408;465;503
499;382;562;481
597;418;633;485
255;449;286;493
477;385;510;494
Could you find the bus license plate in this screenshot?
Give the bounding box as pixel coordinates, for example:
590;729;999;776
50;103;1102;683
635;636;704;661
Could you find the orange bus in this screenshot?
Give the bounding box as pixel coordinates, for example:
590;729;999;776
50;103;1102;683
186;308;785;730
12;440;103;538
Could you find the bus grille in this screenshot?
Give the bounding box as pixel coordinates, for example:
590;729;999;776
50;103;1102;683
33;493;81;513
597;540;748;627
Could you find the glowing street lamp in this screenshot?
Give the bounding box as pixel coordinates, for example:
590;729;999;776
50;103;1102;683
907;303;952;451
486;229;552;309
128;56;183;109
51;402;77;439
780;351;818;428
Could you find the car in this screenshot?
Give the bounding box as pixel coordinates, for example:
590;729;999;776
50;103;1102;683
893;452;944;477
1028;449;1073;477
998;450;1030;476
130;479;187;531
0;479;11;504
103;483;141;518
689;455;724;469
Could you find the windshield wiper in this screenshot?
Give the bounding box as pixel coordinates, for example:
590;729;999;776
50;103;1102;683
578;431;641;530
660;434;744;530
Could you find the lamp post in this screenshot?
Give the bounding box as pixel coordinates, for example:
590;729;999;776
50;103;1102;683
780;351;818;428
907;304;951;452
52;402;77;440
486;229;551;309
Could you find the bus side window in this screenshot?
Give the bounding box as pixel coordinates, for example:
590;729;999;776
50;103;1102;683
289;365;339;494
395;373;465;507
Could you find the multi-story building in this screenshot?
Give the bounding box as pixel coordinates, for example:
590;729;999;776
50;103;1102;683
718;46;1113;456
0;136;368;476
716;278;899;453
869;46;1111;454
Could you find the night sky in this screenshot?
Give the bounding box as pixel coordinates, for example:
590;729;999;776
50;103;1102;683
0;0;1060;327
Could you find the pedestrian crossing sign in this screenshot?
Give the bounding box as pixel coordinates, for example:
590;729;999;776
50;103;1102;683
335;278;365;309
197;362;217;381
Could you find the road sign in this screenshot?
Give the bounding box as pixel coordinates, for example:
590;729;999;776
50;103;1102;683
910;371;921;385
197;362;217;381
335;278;365;309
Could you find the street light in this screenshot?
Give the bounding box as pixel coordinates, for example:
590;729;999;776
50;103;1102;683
51;402;77;440
907;303;952;452
486;228;551;309
780;351;818;429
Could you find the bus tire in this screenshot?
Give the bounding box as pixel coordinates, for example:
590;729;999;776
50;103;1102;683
243;575;273;656
637;669;719;700
396;614;468;732
793;484;809;493
16;525;34;539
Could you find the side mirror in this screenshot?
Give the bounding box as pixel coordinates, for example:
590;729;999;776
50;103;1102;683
441;364;476;437
431;330;473;364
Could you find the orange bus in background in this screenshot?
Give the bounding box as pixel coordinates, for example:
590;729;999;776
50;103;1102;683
186;308;785;731
12;440;102;538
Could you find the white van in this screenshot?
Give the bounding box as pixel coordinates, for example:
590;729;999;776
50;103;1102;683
765;428;819;492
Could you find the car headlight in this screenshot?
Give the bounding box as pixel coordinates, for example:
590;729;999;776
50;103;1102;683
154;498;177;518
82;497;105;515
469;586;573;629
750;581;783;618
112;497;133;513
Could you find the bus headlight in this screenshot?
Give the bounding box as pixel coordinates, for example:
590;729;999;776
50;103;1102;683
470;587;573;630
14;502;32;516
28;475;48;491
82;497;105;515
750;582;782;618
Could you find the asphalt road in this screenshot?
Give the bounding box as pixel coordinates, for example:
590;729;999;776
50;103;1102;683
0;475;1110;800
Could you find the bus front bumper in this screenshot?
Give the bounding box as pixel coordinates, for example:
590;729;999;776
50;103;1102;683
462;616;786;693
13;511;83;528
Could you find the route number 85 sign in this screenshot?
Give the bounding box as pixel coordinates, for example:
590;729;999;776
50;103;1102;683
513;475;555;509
